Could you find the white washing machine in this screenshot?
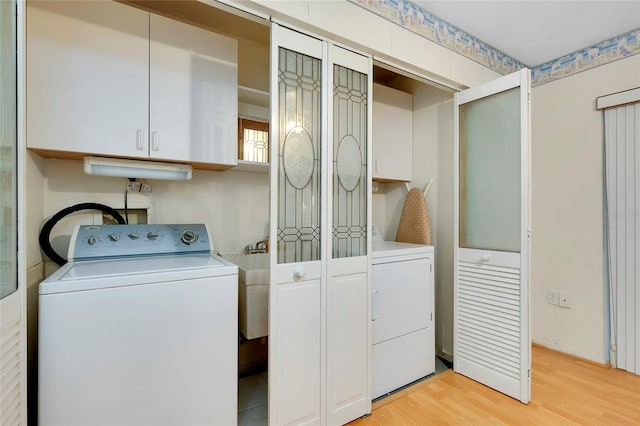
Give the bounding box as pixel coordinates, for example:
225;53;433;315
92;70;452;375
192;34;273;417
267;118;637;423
372;240;435;399
38;223;238;426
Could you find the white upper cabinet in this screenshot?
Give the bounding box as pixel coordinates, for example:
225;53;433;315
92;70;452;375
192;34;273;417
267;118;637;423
372;83;413;182
149;14;237;165
27;1;148;159
27;1;238;169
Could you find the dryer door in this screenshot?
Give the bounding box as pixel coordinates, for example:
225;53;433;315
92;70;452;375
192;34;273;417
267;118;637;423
372;257;432;344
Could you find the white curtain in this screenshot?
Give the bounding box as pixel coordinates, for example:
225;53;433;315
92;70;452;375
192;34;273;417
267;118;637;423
600;89;640;375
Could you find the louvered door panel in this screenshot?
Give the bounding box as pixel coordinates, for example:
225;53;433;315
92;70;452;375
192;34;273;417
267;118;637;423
1;321;22;425
454;69;530;403
456;260;522;396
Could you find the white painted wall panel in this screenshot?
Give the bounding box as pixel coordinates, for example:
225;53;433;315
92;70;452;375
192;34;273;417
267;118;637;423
242;0;494;88
39;159;269;261
532;55;640;363
388;23;449;80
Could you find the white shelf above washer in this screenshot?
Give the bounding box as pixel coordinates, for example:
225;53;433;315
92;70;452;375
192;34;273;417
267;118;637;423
234;160;269;173
238;85;269;108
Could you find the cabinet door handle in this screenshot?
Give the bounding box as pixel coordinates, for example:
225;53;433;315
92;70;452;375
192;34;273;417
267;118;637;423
151;131;159;151
374;159;379;173
136;129;144;151
372;289;380;321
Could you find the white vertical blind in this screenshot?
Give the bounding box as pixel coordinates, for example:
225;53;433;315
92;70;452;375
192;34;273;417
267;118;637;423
601;88;640;375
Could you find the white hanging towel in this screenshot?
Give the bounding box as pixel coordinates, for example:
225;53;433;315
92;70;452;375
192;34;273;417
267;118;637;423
395;186;432;245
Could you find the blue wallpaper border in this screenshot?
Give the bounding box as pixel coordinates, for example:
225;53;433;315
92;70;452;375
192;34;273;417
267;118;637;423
531;29;640;85
348;0;526;75
347;0;640;86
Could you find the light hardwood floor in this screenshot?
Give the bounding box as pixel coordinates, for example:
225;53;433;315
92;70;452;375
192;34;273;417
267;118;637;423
351;345;640;425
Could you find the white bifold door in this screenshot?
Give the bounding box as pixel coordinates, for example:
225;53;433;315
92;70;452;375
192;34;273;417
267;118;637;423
269;24;372;425
1;0;26;424
454;69;531;403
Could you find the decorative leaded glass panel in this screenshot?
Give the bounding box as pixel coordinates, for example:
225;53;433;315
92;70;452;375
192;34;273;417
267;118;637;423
277;48;322;264
332;64;367;258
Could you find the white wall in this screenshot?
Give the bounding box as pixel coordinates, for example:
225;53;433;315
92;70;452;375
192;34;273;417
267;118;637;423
237;0;501;89
434;100;454;359
25;151;45;422
33;157;269;265
531;54;640;363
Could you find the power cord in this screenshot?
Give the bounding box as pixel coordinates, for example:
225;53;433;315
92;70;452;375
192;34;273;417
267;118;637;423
38;203;126;266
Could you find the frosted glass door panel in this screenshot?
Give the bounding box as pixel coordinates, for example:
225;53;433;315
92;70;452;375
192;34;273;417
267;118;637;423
277;48;322;264
459;87;521;252
0;0;17;299
332;64;367;258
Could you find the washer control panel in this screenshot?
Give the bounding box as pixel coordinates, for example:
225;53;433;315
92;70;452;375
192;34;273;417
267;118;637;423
69;224;212;260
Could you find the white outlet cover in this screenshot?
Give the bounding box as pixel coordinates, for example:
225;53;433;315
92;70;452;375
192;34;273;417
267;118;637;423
559;291;572;308
546;289;559;305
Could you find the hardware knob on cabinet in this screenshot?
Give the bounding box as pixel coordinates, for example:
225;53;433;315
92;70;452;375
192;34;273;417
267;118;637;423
481;254;491;262
294;268;305;280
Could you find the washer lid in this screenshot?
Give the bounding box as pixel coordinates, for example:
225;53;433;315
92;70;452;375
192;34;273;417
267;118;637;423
372;240;434;259
39;253;237;295
61;254;226;280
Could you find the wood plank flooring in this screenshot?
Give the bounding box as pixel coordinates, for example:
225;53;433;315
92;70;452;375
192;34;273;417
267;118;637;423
351;345;640;425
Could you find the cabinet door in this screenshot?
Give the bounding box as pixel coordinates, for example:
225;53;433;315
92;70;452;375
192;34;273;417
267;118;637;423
372;83;413;181
149;14;237;165
26;1;148;158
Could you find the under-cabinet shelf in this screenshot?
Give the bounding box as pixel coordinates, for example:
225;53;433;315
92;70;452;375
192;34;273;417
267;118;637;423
238;85;269;108
233;160;269;173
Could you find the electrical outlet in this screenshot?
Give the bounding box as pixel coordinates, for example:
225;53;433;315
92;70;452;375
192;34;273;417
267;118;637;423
126;179;141;192
546;289;559;305
126;179;154;194
559;291;572;308
138;183;154;194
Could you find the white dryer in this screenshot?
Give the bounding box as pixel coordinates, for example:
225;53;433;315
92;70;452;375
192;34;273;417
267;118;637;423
371;240;435;399
38;224;238;426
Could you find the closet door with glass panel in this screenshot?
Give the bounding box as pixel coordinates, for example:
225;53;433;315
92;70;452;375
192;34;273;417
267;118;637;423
1;0;26;423
454;68;531;403
269;24;372;425
269;24;325;425
326;44;372;425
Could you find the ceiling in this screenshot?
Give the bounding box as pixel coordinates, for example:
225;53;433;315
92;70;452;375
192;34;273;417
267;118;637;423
414;1;640;67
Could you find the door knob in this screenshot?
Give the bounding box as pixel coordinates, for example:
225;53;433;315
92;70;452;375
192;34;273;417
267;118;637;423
294;268;305;280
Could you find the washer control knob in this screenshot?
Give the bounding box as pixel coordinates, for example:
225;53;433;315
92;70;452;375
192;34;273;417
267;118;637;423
180;230;198;245
108;233;120;242
87;236;98;246
147;232;159;241
128;232;140;240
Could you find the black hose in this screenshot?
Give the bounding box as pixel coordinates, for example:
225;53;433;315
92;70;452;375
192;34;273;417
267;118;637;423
39;203;126;266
